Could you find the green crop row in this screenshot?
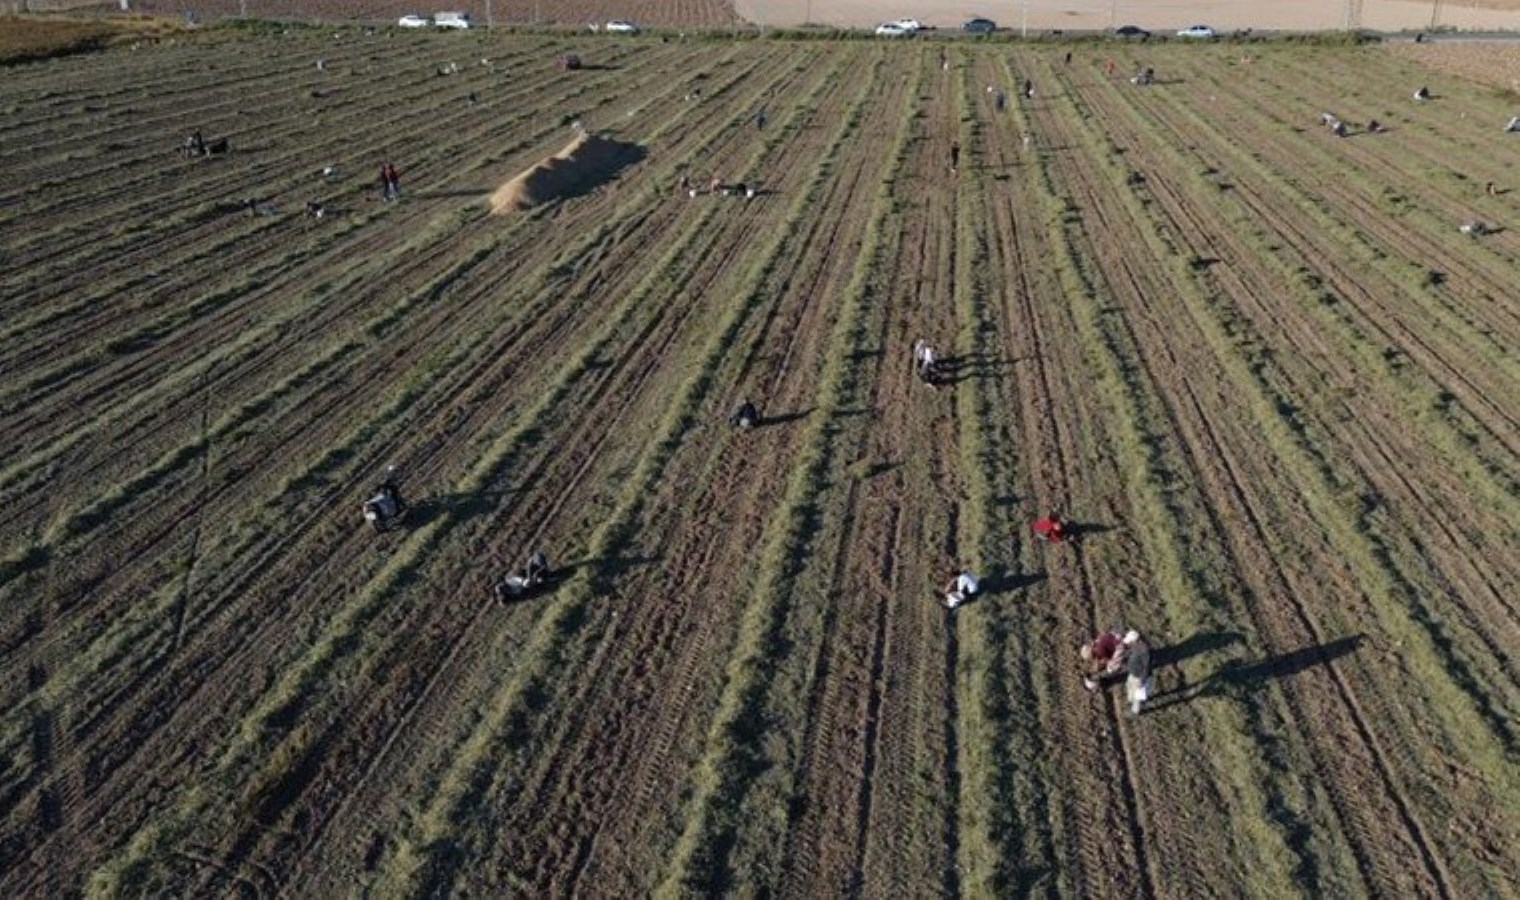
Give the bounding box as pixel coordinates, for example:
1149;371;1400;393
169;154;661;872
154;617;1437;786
1047;57;1511;894
656;50;920;898
379;53;878;895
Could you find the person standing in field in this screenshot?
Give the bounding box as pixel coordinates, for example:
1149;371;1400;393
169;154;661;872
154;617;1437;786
1022;78;1034;100
753;106;767;130
994;90;1006;112
1123;630;1152;715
384;162;400;200
949;141;960;172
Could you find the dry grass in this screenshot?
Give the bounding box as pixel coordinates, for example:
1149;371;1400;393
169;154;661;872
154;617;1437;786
1386;40;1520;94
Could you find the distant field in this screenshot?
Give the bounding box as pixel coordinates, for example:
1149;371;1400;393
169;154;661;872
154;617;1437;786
1;29;1517;898
1389;40;1520;92
0;16;181;62
127;0;740;26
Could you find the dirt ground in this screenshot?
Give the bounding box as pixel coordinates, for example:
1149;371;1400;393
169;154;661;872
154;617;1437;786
732;0;1520;31
1388;39;1520;91
1;30;1517;898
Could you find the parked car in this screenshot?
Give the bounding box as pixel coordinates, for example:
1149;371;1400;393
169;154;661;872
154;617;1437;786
1176;24;1216;38
434;10;470;28
605;20;640;33
397;13;429;27
875;21;911;37
892;18;924;31
1114;24;1150;38
962;17;996;33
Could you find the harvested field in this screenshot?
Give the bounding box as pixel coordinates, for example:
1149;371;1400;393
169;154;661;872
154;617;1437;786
1;29;1517;898
127;0;741;27
1387;40;1520;93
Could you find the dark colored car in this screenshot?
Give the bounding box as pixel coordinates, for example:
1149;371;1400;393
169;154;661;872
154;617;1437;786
1114;25;1150;38
962;17;997;34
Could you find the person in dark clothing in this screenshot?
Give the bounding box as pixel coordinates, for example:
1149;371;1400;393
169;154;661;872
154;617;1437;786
949;141;960;172
1123;630;1152;715
1064;50;1072;64
994;90;1006;112
380;162;400;201
730;399;759;428
754;107;767;130
1022;78;1034;99
524;550;550;586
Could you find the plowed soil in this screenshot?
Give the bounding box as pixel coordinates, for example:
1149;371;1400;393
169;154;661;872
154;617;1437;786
1;32;1516;898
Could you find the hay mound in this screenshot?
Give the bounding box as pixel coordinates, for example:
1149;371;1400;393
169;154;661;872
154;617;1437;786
490;134;641;213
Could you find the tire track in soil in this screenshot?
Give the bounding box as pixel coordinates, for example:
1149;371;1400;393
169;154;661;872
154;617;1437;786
1041;58;1462;898
1085;69;1520;682
0;40;772;605
2;37;565;288
773;49;958;900
197;45;842;886
1126;62;1520;456
0;33;665;401
480;56;902;887
1231;52;1520;322
0;37;783;675
2;47;820;893
999;55;1159;900
1;35;601;270
273;51;859;896
0;38;685;473
1058;63;1511;893
481;58;898;898
0;40;793;703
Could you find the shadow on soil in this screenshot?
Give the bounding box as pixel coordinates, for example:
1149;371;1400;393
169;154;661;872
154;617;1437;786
560;552;661;581
1152;629;1245;669
938;352;1009;384
758;408;812;428
1151;634;1365;710
406;490;514;527
946;571;1045;610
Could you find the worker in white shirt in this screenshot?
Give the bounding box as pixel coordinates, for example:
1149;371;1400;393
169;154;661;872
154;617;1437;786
942;568;980;609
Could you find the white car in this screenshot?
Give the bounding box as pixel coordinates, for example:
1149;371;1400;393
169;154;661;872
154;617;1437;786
397;14;429;27
434;11;470;29
1176;24;1215;38
605;20;640;33
892;18;923;31
875;22;910;37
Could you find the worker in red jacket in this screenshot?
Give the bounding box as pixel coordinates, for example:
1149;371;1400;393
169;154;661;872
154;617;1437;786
1033;513;1068;543
1080;630;1127;690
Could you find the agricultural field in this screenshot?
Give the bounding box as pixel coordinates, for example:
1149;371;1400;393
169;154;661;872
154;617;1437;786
1;26;1518;898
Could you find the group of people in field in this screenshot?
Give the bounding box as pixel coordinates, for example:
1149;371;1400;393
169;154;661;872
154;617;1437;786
940;514;1154;715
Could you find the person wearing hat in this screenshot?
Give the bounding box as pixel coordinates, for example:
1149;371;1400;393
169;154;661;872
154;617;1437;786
1080;630;1128;690
1123;630;1152;715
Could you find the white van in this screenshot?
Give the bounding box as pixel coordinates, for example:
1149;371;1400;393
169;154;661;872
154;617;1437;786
434;11;471;29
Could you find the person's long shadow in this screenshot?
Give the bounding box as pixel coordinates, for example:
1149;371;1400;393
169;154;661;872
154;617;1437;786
1151;634;1365;710
938;352;1009;385
973;570;1047;603
562;552;661;582
406;490;514;527
1065;521;1113;541
1151;629;1245;669
758;408;812;428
